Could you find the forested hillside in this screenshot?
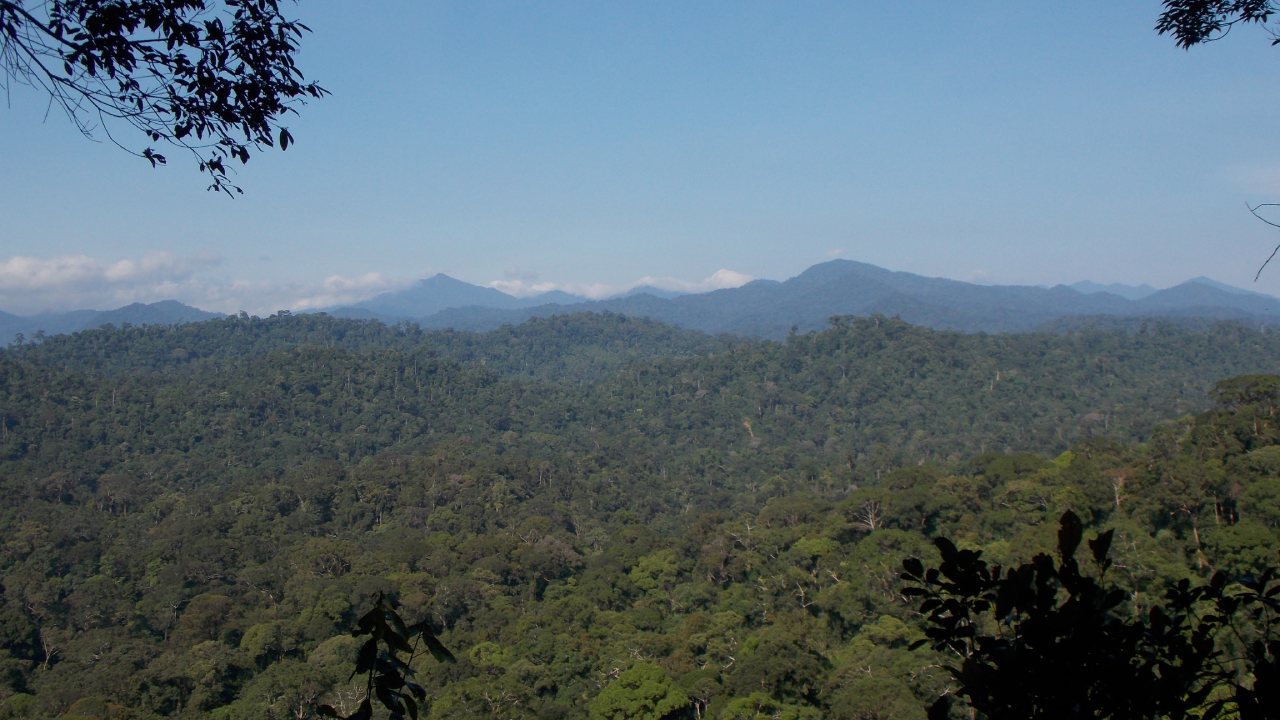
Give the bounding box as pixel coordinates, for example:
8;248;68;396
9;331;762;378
0;313;1277;718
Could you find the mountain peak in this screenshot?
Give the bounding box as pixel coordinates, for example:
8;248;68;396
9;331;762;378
1068;281;1158;301
1186;276;1264;297
0;301;220;341
324;259;1280;337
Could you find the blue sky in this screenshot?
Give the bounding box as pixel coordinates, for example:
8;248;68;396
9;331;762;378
3;1;1280;314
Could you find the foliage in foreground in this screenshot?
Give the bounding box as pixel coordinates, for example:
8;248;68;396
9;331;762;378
0;0;326;193
905;511;1280;719
319;594;454;720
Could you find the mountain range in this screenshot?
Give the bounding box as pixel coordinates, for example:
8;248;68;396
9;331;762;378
0;300;222;345
5;260;1280;342
327;260;1280;338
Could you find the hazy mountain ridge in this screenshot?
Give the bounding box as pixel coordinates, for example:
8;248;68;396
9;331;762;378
341;260;1280;338
6;261;1280;341
351;274;589;319
0;300;222;344
1069;280;1158;300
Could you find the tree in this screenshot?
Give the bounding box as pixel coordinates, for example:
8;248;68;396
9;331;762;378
903;511;1280;720
1156;2;1280;276
0;0;326;194
320;593;456;720
1156;1;1278;48
589;663;693;720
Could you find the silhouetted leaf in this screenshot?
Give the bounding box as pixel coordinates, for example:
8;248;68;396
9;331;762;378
927;696;952;720
1057;510;1082;561
1088;528;1114;567
422;631;456;663
353;638;377;677
903;557;924;577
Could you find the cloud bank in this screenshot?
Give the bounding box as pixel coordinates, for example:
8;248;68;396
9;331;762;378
488;268;753;299
0;252;409;316
632;269;754;295
0;252;219;314
0;253;753;316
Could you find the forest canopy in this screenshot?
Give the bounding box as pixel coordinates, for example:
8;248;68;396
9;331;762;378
0;313;1277;718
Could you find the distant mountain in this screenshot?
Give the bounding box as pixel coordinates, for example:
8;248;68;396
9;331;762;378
611;285;687;300
529;289;589;305
1069;281;1158;301
347;274;587;320
0;301;222;344
1186;276;1272;298
352;274;525;318
1134;280;1280;317
379;260;1280;339
7;264;1279;344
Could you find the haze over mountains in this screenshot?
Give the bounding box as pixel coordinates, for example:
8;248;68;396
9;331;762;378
330;260;1280;339
0;300;222;344
5;260;1280;342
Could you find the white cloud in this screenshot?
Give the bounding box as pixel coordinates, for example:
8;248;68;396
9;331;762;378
487;278;614;299
0;255;97;291
486;268;754;300
487;268;594;298
0;252;216;314
487;279;556;297
0;252;410;316
633;268;754;294
0;253;755;318
288;273;408;310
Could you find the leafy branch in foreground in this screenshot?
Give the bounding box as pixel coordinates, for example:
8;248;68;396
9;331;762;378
1156;0;1278;49
903;511;1280;720
0;0;326;194
319;593;456;720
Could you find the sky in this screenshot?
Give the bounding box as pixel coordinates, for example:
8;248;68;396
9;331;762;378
3;2;1280;314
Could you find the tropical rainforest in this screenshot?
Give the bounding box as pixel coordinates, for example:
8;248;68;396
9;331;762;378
0;312;1278;719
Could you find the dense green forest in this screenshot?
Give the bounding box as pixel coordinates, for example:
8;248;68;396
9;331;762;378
1;313;1278;718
